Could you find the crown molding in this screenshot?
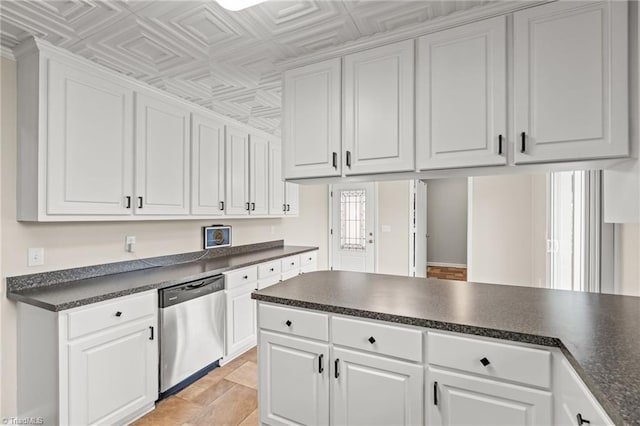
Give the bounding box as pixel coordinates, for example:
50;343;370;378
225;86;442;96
276;0;552;70
0;45;15;61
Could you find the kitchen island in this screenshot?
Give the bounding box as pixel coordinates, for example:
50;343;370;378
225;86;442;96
252;271;640;426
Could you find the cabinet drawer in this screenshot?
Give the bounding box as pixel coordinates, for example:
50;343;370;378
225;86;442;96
332;316;423;362
428;332;551;388
225;266;258;290
259;303;329;341
281;255;300;272
67;291;156;340
299;250;317;266
258;260;281;279
300;262;317;274
281;269;299;281
556;357;613;426
257;274;280;290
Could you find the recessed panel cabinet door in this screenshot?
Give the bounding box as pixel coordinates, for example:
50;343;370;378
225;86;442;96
249;135;269;215
344;40;415;175
135;94;190;215
47;61;134;215
268;143;285;215
259;331;329;426
284;58;341;179
513;1;628;164
332;347;423;426
417;16;507;170
191;114;225;216
226;284;256;357
428;368;552;426
68;319;157;425
225;127;250;215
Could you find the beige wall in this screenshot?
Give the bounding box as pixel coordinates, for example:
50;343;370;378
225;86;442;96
618;223;640;296
468;174;547;287
377;181;410;276
0;57;328;417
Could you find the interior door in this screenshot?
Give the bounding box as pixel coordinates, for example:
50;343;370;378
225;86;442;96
249;135;269;215
331;183;376;272
225;126;250;215
191;114;225;215
332;347;423;426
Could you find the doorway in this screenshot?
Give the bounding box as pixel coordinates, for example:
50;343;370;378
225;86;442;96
329;183;376;272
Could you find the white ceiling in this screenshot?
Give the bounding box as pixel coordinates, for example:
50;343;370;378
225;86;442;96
0;0;493;135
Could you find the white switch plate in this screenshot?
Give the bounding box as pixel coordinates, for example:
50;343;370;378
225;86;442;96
125;236;136;253
28;248;44;266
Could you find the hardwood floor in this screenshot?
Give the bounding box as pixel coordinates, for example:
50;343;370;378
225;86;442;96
427;265;467;281
133;348;258;426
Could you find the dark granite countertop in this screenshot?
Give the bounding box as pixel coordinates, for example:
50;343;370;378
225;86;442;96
252;271;640;426
8;245;317;311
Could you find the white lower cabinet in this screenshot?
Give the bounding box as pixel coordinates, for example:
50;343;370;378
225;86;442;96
332;347;423;426
428;367;552;426
224;281;257;361
17;290;158;426
259;331;329;426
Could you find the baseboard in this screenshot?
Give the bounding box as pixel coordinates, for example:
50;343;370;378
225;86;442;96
427;262;467;268
220;343;256;366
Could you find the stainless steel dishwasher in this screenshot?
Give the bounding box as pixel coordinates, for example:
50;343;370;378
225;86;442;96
159;275;225;397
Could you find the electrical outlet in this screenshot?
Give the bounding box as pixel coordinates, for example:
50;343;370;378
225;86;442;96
28;248;44;266
125;236;136;253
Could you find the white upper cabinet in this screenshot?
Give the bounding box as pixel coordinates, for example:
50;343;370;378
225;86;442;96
284;58;342;179
344;40;415;175
513;1;628;164
249;135;269;215
135;93;190;215
268;143;285;215
417;16;507;170
47;60;134;216
226;126;250;215
191;114;225;216
285;183;299;216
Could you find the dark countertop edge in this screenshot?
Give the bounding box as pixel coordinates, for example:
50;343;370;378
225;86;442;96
8;246;319;312
252;293;624;426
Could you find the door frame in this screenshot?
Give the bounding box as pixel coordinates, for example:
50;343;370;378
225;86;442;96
409;180;427;277
328;183;378;272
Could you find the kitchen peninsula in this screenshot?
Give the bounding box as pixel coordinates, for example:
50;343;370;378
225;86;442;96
253;271;640;426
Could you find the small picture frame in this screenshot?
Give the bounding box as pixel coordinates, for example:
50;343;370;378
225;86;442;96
203;225;232;249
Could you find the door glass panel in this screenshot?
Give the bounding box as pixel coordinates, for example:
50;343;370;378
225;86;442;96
340;190;366;251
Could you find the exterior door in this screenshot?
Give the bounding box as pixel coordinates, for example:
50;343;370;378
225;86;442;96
68;319;157;425
428;368;552;425
344;40;415;175
417;16;507;170
225;126;250;215
47;60;134;216
268;143;285;215
283;58;341;179
259;331;329;426
513;1;628;164
135;93;190;215
249;135;269;215
331;183;376;272
225;283;256;357
332;347;423;426
191;114;225;215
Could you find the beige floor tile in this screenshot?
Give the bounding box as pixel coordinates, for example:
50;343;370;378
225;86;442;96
225;362;257;390
131;396;201;426
239;347;258;363
192;378;236;407
190;384;258;426
239;409;259;426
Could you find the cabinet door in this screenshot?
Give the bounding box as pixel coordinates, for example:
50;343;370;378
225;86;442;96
47;60;134;215
285;182;299;216
332;347;423;426
268;143;285;215
225;126;250;215
428;368;552;426
513;1;628;164
191;114;225;215
417;16;507;170
259;331;329;426
68;319;157;425
225;283;256;358
344;40;415;175
283;58;341;179
249;135;269;215
135;93;190;215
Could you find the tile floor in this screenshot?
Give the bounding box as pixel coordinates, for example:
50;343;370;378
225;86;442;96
133;347;258;426
427;266;468;281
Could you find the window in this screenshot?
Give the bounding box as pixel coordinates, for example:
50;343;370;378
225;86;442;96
340;190;366;251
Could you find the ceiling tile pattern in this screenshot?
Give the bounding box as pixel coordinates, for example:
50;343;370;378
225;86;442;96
0;0;492;135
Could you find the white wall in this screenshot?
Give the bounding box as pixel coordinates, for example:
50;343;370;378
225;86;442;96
0;57;328;417
425;178;468;266
468;174;547;287
377;181;410;276
617;223;640;296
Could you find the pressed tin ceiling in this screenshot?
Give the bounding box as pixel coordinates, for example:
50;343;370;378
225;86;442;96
0;0;494;135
